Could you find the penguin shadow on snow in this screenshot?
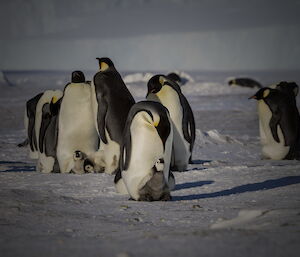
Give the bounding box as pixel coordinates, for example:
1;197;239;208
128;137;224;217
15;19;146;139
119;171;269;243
172;175;300;201
0;161;35;172
175;180;214;191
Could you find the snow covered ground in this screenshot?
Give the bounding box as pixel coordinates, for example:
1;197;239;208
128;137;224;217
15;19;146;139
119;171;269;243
0;70;300;257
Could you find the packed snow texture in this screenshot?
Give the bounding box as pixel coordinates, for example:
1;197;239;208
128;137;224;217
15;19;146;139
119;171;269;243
0;70;300;257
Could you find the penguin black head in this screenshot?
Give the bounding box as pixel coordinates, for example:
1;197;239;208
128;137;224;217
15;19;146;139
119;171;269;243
249;87;272;100
73;150;84;161
96;57;115;72
71;71;85;83
228;79;235;86
166;72;181;84
83;159;95;173
276;81;299;97
147;75;167;94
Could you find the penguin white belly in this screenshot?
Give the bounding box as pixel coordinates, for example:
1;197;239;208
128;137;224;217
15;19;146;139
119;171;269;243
97;129;120;175
122;116;165;200
57;85;98;173
147;86;190;170
258;101;290;160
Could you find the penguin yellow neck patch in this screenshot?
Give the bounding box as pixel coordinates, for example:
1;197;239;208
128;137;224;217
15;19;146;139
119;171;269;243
52;96;58;103
159;76;166;86
100;62;109;71
153;121;159;127
263;89;270;98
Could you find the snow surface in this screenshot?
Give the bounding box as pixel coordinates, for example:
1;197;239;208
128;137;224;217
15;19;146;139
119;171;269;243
0;70;300;257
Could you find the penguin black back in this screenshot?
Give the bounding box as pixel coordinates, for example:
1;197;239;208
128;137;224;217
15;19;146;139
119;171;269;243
93;57;135;145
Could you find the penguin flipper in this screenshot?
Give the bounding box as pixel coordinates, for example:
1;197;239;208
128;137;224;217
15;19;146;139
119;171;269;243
98;99;108;144
269;109;281;143
39;103;52;153
26;92;43;152
182;96;196;149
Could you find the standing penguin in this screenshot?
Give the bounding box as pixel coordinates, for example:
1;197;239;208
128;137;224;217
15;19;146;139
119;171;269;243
22;92;44;158
249;87;300;160
146;75;195;171
114;101;175;201
56;71;99;173
21;89;63;160
37;96;61;173
91;57;135;175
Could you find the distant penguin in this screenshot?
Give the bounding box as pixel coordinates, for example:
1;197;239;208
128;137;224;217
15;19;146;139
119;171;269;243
249;87;300;160
229;78;262;88
56;71;99;173
37;96;61;173
146;75;195;171
115;101;175;201
91;57;135;175
167;72;182;85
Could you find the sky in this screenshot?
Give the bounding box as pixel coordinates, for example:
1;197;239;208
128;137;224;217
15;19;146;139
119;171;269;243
0;0;300;71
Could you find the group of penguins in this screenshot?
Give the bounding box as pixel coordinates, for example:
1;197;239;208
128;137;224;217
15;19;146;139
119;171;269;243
20;57;195;201
20;57;300;201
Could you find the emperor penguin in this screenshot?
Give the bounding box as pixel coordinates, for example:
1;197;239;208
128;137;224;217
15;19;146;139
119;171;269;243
91;57;135;175
228;78;262;88
249;87;300;160
114;101;175;201
146;75;195;171
22;89;63;160
22;92;44;158
56;71;99;173
36;96;61;173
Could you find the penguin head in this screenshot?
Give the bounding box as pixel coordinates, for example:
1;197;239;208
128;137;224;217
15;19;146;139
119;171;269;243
83;159;95;173
166;72;181;84
276;81;299;97
71;71;85;83
249;87;271;100
73;150;84;161
147;75;166;94
228;79;236;86
96;57;115;72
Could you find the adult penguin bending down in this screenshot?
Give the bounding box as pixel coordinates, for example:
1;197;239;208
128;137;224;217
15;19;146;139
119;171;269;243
115;101;175;201
249;87;300;160
146;75;195;171
91;57;135;174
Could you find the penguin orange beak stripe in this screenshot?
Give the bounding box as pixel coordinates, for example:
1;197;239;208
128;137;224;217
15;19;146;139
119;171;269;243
248;95;257;100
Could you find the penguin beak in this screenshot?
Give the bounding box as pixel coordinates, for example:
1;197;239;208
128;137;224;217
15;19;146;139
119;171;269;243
248;95;257;100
